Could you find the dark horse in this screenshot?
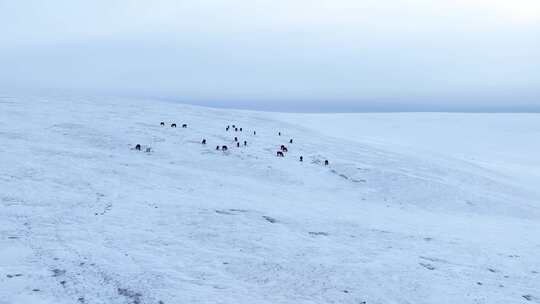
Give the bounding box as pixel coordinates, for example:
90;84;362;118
171;123;177;128
160;122;165;126
277;151;284;157
135;144;141;151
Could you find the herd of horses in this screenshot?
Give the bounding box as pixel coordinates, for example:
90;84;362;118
161;122;187;128
134;121;330;166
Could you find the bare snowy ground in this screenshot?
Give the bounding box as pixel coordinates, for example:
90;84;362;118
1;96;539;304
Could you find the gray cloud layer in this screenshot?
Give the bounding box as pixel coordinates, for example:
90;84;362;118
1;0;539;111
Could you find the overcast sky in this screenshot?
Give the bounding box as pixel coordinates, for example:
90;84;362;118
0;0;539;111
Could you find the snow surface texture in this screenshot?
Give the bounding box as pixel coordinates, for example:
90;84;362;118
1;96;539;304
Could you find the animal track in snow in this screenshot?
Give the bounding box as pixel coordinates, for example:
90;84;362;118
262;216;277;223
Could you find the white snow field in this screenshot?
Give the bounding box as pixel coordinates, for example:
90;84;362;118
1;96;539;304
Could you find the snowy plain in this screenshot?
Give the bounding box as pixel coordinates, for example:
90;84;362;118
1;96;539;304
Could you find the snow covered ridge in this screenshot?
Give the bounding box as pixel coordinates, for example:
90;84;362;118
1;96;539;304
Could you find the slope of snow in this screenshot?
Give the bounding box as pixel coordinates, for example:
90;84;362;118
275;112;540;196
1;96;539;304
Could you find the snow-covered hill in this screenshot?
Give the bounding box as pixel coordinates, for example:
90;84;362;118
1;96;539;304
